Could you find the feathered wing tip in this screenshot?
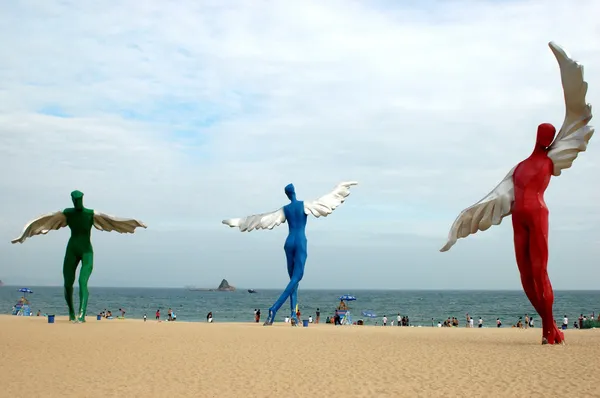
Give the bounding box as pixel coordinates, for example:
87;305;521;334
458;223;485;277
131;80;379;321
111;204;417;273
93;211;147;234
440;167;516;252
222;208;286;232
547;41;594;176
304;181;358;218
11;211;67;244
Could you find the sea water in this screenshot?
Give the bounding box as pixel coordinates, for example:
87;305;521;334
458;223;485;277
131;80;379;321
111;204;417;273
2;286;598;326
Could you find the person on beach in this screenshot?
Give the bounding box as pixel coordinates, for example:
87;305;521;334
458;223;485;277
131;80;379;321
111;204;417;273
207;312;213;322
316;308;320;324
308;315;313;323
256;309;261;323
478;317;483;328
382;315;387;326
525;314;529;329
496;318;502;328
562;315;568;330
143;314;147;322
155;309;160;320
397;313;402;327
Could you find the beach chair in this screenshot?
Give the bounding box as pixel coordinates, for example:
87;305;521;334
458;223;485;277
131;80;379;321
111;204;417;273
341;311;352;326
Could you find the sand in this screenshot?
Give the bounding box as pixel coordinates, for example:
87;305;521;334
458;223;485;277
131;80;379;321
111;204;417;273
1;315;599;397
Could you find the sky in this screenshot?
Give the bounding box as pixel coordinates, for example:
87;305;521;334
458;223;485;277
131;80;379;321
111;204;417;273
0;0;599;289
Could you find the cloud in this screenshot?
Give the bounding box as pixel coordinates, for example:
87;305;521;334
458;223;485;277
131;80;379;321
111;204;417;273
0;0;599;289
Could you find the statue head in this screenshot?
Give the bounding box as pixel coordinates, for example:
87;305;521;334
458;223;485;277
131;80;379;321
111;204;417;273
536;123;556;148
71;190;84;210
284;183;296;201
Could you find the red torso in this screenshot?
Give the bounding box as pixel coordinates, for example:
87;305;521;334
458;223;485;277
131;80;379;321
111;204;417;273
512;150;553;214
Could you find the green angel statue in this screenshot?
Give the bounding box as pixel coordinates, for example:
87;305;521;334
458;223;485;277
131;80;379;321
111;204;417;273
11;190;147;322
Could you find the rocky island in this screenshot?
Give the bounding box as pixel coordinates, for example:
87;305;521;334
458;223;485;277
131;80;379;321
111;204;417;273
217;279;235;291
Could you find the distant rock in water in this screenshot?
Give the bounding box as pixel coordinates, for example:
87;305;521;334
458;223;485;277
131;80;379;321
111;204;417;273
217;279;235;291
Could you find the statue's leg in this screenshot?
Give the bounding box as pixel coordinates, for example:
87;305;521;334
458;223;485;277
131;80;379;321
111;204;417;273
287;256;296;320
265;245;300;326
528;210;563;345
290;284;299;320
289;242;307;321
77;252;94;322
264;246;294;325
62;251;80;322
512;220;544;319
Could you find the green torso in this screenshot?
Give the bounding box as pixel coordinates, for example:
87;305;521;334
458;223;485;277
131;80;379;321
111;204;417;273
63;207;94;254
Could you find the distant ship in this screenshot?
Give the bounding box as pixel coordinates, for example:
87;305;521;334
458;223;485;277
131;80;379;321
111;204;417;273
185;286;211;291
248;289;257;294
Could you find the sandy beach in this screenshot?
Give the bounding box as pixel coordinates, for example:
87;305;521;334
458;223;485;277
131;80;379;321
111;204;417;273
1;315;599;398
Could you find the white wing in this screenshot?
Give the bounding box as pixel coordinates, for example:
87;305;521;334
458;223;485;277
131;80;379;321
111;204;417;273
547;42;594;176
93;211;147;233
222;208;286;232
304;181;358;218
11;211;67;244
440;167;516;252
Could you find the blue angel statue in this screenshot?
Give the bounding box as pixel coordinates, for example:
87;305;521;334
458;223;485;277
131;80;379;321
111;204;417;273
222;181;357;326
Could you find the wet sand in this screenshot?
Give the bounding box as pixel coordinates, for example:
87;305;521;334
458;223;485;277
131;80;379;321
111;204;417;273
1;315;599;397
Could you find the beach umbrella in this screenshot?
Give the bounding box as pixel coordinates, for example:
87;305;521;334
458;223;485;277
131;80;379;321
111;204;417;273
361;310;377;318
339;295;356;301
17;288;33;294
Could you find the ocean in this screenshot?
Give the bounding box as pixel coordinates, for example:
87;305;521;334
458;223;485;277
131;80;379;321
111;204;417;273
2;286;599;325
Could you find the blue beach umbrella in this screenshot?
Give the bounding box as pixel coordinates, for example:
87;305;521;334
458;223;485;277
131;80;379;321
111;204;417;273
18;288;33;294
339;295;356;301
361;310;377;318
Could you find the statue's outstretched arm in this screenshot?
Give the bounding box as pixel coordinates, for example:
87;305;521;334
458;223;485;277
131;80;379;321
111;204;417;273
93;211;147;233
303;181;358;218
11;211;67;244
440;167;516;252
222;208;286;232
546;42;594;176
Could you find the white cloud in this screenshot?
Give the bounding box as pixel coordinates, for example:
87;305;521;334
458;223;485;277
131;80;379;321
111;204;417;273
0;0;599;289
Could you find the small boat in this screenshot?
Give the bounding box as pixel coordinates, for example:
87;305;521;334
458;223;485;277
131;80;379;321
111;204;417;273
247;289;257;294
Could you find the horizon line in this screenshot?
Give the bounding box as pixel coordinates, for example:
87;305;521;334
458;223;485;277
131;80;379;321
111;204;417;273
1;284;599;292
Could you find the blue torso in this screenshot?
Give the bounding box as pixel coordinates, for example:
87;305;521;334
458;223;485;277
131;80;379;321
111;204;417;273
283;200;307;247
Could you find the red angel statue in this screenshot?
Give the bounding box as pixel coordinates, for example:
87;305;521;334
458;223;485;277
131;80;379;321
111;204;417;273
441;42;594;345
